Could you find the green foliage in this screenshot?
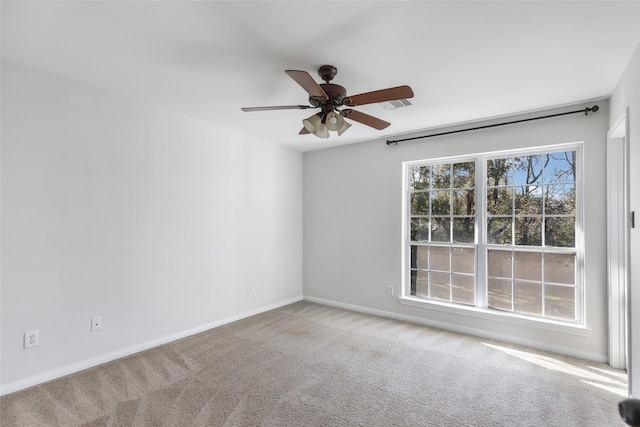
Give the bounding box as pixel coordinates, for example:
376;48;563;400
409;166;429;190
486;151;576;248
409;161;475;243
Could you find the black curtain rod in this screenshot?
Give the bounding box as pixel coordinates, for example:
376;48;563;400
386;105;599;146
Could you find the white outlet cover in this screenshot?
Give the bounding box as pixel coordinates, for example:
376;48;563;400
24;330;39;348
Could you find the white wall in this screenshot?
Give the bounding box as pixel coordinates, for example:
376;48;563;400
304;101;610;361
0;61;303;394
610;41;640;397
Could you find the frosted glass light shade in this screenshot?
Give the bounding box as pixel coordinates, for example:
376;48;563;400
313;123;329;138
303;113;323;133
337;120;351;136
325;111;344;131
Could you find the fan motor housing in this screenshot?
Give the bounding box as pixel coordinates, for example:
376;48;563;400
309;83;347;107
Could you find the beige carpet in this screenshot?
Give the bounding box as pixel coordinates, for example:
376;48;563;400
1;301;628;426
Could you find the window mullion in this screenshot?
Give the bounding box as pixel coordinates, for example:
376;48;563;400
476;157;487;309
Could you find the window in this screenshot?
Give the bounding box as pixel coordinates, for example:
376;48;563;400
404;145;582;324
408;161;477;305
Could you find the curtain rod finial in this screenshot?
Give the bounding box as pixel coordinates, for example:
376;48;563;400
587;105;599;114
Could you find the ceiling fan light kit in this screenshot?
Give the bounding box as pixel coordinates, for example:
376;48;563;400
241;65;414;139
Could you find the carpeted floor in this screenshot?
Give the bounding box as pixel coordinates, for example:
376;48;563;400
0;301;628;426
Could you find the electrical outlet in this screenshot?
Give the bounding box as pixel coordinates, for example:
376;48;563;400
247;284;253;295
91;316;102;332
24;330;39;348
387;285;394;296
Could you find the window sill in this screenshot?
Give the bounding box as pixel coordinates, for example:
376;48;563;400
399;296;592;337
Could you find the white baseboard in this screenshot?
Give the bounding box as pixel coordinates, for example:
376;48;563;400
303;296;608;364
0;295;304;396
2;294;608;396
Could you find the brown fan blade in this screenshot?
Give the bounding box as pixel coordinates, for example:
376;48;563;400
299;127;310;135
344;85;414;107
285;70;328;99
342;109;390;130
241;105;313;112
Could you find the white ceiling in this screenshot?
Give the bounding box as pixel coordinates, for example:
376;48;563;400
2;1;640;152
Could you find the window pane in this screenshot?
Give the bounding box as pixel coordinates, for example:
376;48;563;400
409;166;430;190
545;151;576;183
545;217;575;247
410;192;430;215
453;161;475;188
430;246;450;271
545;253;575;284
488;217;512;244
432;164;451;189
452;274;474;305
515;217;542;246
545;285;575;320
453;218;474;243
488;278;512;311
430;272;450;301
515;186;542;215
431;218;451;242
487;158;512;186
410;245;428;270
487;250;512;278
513;155;543;185
410;218;430;241
487;188;512;215
514;281;542;315
452;247;474;274
545;184;575;215
514;251;542;281
411;270;428;298
431;191;451;215
453;190;475;215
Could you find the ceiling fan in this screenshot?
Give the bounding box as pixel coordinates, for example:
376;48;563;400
241;65;414;138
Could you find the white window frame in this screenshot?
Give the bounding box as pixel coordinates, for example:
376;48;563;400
400;143;586;333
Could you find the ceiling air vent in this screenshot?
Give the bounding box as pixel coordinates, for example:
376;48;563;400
379;98;412;111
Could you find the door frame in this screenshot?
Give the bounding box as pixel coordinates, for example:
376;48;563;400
606;110;629;373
